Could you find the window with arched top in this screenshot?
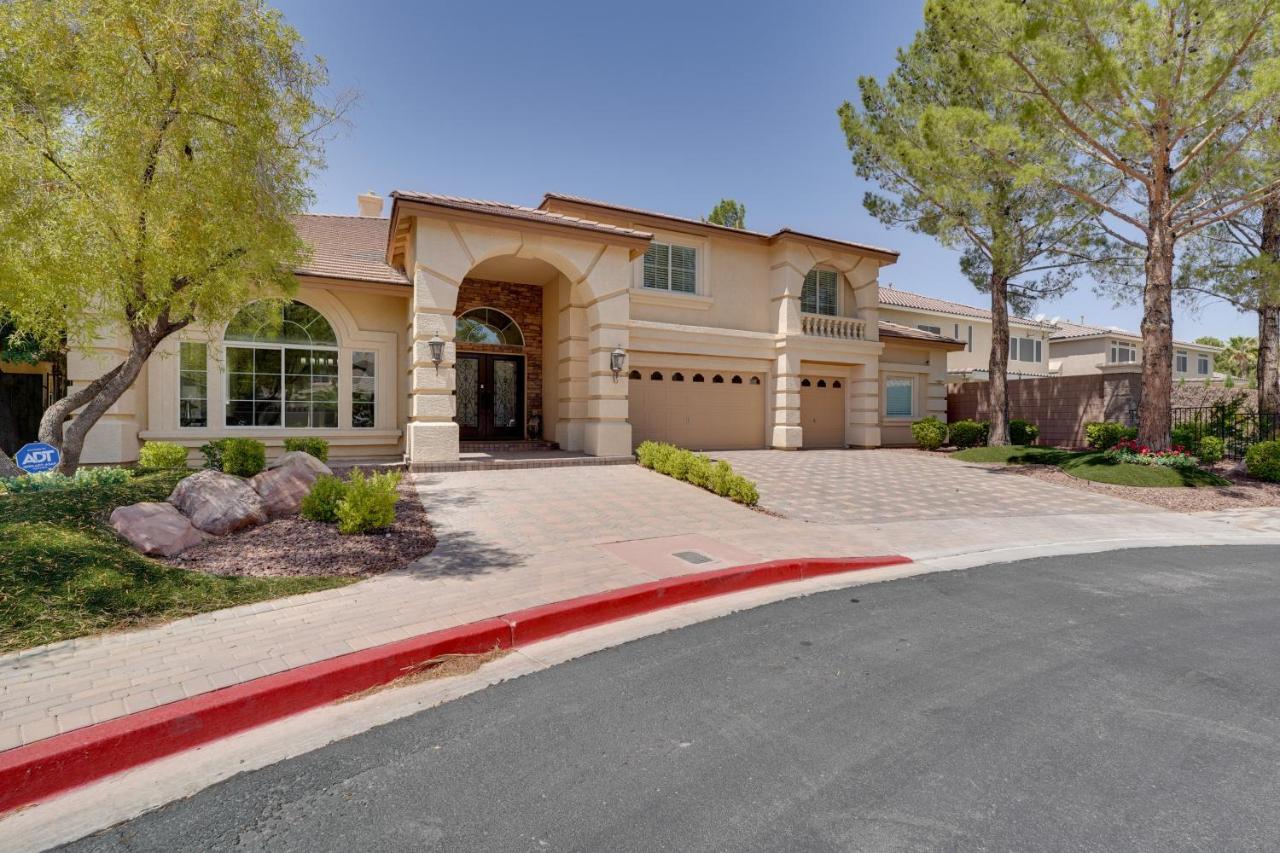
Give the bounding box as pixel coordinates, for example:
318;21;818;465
650;371;664;381
629;369;641;380
801;378;812;387
833;380;842;389
750;376;761;385
456;308;524;347
712;374;724;383
222;301;342;429
692;373;705;382
672;372;685;381
817;379;827;388
731;375;743;384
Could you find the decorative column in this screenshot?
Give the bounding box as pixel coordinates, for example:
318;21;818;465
768;255;807;449
582;282;631;457
845;360;881;448
555;281;589;452
406;264;460;463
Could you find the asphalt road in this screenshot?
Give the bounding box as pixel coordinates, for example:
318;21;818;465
63;545;1280;852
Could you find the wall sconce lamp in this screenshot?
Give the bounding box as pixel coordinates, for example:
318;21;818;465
610;346;627;381
428;333;445;370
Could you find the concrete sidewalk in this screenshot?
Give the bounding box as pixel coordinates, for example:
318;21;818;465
3;460;1278;753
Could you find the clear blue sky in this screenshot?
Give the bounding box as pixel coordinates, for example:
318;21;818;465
273;0;1252;341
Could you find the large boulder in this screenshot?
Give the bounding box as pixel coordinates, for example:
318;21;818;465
110;502;206;557
251;452;332;516
168;469;268;536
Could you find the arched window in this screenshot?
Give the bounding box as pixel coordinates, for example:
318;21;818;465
650;371;664;381
750;376;761;385
801;378;812;387
224;301;339;428
731;375;743;384
456;308;524;346
712;374;724;384
672;372;685;382
692;373;705;382
629;369;642;380
833;380;842;389
817;379;827;388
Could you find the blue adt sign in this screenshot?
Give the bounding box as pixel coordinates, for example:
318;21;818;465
15;442;60;474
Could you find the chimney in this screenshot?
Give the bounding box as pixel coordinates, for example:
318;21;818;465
357;191;384;218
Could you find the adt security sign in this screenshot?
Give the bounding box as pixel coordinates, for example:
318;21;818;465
15;442;60;474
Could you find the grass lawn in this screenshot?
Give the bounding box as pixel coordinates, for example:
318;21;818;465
0;471;355;653
952;445;1230;488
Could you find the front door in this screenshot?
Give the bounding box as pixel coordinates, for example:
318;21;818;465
455;353;524;440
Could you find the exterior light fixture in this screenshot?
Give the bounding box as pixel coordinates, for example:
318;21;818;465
428;333;445;369
610;346;627;380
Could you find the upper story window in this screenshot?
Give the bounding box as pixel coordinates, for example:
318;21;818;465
1109;340;1137;364
1175;350;1189;373
918;324;942;335
224;300;338;428
802;268;838;316
1009;335;1042;363
1198;354;1211;375
643;242;697;293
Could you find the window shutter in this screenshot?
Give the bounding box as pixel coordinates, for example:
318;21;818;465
643;243;669;290
818;270;837;315
801;270;818;314
670;245;697;293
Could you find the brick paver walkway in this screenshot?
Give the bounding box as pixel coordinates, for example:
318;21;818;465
713;449;1149;523
0;451;1262;752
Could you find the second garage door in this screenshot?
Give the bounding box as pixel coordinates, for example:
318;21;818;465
630;369;765;450
800;377;845;448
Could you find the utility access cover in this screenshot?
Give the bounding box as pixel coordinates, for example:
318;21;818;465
672;551;714;565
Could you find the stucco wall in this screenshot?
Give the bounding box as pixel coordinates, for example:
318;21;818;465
879;339;950;447
1051;336;1217;378
878;307;1054;377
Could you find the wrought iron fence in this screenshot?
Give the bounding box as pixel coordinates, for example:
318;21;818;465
1170;406;1280;460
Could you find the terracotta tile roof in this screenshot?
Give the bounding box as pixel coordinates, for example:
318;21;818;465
541;193;899;259
879;286;1048;327
391;191;653;240
292;214;409;285
878;320;965;347
1049;319;1216;349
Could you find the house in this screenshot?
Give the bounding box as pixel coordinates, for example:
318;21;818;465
877;287;1057;380
68;191;964;465
1048;319;1220;379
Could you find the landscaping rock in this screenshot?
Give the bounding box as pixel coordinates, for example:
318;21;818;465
168;469;268;536
109;502;206;557
251;453;332;517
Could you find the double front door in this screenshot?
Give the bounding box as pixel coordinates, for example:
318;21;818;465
455;353;524;440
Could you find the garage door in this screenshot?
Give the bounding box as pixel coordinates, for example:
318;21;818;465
630;369;765;450
800;377;845;448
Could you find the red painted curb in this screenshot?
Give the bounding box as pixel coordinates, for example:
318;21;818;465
0;554;910;813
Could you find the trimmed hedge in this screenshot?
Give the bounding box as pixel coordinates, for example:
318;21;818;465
220;438;266;477
635;441;759;506
1246;440;1280;482
1084;421;1137;450
948;419;989;449
283;437;330;463
911;417;947;451
1197;435;1225;465
137;441;189;471
1;467;131;494
1009;420;1040;446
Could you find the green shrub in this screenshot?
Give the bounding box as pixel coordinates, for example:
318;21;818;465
300;475;349;523
911;416;947;451
283;437;329;463
199;438;230;471
336;470;402;534
1197;435;1225;465
220;438;266;477
1085;421;1138;450
948;419;989;448
1246;440;1280;482
1;466;132;494
1009;420;1040;446
632;441;759;506
1171;422;1205;452
137;441;189;471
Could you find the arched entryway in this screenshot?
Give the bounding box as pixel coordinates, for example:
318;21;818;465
453;303;528;440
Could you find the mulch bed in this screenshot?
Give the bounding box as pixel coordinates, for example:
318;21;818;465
165;481;435;577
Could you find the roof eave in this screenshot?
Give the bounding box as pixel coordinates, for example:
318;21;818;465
390;194;652;250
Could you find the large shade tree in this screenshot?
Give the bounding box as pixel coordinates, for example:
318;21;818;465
930;0;1280;448
841;15;1093;445
0;0;342;473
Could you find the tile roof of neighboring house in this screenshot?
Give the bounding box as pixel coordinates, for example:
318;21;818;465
541;192;900;259
390;191;653;241
292;214;409;285
878;320;965;347
1049;319;1218;349
878;286;1049;327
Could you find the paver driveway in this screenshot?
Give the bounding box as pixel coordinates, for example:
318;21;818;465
713;449;1150;524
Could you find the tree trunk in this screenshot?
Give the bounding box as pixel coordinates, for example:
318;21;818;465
1257;196;1280;417
1137;193;1176;450
39;327;157;475
987;273;1011;446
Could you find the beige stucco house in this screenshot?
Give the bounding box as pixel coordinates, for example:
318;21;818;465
1048;319;1220;379
69;191;964;466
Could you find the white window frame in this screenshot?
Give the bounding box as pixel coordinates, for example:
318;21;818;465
1197;354;1211;376
918;324;942;335
884;375;915;419
1109;340;1137;364
1009;335;1043;363
352;350;376;429
178;341;208;428
224;341;341;430
1175;350;1189;373
802;268;840;316
642;241;699;294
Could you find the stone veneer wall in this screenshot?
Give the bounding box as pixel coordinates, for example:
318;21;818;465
455;278;543;437
947;372;1142;448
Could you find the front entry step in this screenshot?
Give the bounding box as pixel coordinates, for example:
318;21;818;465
409;453;635;474
460;439;559;453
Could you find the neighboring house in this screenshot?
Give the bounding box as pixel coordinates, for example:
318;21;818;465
68;191;963;465
1049;320;1220;379
878;287;1057;380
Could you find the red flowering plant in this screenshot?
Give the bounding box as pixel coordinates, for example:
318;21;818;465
1105;439;1200;469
